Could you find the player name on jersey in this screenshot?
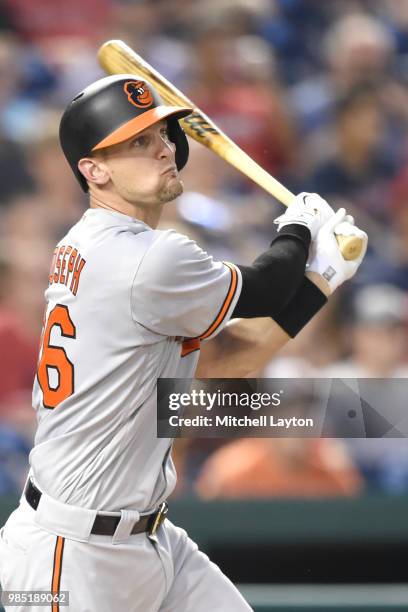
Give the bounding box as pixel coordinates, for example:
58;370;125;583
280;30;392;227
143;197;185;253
49;245;86;296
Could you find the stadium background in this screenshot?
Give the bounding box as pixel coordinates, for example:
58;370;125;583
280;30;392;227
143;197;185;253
0;0;408;609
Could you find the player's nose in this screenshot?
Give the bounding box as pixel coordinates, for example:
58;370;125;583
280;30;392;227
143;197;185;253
157;135;175;160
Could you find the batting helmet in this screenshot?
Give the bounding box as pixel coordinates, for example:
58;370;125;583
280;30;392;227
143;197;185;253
59;74;193;192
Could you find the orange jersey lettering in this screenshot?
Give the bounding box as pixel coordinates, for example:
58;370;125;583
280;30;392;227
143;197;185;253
49;245;86;296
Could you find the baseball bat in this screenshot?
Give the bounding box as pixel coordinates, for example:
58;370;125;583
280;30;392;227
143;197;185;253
98;39;363;261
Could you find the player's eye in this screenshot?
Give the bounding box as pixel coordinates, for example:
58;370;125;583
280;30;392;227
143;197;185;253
132;136;147;148
160;128;170;140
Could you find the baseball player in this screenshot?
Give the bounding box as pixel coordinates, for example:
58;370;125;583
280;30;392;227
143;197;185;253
0;75;367;612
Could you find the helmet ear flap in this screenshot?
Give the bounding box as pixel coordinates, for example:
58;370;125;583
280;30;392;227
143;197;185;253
167;117;189;171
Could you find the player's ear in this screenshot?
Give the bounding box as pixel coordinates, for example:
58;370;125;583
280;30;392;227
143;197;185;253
78;156;110;187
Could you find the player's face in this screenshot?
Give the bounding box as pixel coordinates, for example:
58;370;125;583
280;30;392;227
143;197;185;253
98;120;183;205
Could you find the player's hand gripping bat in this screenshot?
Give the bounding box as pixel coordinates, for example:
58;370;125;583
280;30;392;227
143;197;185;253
98;39;363;261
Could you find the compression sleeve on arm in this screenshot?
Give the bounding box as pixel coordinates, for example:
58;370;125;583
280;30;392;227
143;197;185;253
273;276;328;338
232;224;310;319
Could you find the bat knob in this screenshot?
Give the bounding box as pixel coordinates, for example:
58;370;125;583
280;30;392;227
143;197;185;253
336;235;363;261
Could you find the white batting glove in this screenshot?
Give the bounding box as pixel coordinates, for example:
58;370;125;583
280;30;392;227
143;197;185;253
274;192;335;240
307;208;368;294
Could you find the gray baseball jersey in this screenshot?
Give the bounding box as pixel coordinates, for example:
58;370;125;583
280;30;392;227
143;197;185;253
30;208;242;512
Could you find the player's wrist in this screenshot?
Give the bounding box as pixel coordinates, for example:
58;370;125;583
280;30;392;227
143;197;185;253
305;271;331;297
306;252;343;293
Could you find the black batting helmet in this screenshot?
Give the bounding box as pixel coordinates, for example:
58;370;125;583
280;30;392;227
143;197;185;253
59;74;193;192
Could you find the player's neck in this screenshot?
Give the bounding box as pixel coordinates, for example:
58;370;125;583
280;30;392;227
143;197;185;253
89;193;162;228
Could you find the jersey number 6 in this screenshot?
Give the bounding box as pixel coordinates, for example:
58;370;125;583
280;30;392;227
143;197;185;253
37;304;76;409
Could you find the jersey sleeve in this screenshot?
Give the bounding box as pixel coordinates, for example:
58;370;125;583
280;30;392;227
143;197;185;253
131;230;242;339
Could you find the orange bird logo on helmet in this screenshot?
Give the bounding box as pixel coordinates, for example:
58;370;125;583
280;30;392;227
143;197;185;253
124;81;154;108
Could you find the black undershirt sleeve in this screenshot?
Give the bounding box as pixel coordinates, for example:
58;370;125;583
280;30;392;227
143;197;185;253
232;224;311;319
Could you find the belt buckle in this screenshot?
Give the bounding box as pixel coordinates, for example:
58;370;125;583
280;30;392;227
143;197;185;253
149;502;168;537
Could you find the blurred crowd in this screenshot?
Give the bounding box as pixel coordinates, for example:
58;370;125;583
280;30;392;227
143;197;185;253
0;0;408;500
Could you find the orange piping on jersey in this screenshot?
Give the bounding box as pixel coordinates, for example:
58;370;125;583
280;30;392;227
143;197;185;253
51;535;65;612
199;262;238;341
181;338;201;357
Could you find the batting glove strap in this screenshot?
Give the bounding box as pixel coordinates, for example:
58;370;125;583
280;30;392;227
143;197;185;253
274;192;335;241
273;276;328;338
307;209;368;294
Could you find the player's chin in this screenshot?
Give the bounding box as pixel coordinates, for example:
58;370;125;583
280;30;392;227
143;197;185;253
159;177;183;203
